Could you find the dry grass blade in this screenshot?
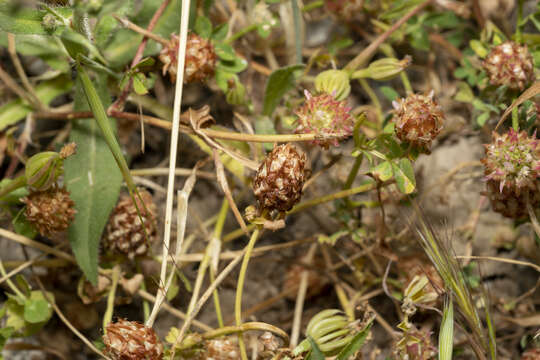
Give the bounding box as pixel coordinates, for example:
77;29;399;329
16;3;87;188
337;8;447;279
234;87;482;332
146;0;191;326
494;80;540;131
214;149;248;234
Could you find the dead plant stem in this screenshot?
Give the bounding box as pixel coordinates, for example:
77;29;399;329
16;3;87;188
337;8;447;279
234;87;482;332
146;0;191;327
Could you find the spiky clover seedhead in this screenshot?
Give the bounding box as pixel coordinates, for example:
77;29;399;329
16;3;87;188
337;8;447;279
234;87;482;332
253;144;308;213
482;129;540;218
22;187;76;237
159;33;217;83
104;190;158;258
392;92;444;151
196;337;240;360
483;41;534;91
103;319;163;360
295;90;355;149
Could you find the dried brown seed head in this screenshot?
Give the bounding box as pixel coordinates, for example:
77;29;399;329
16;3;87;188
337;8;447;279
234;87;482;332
481;130;540;218
22;187;76;237
253;144;308;213
197;337;240;360
483;41;534;91
392;92;444;151
103;319;163;360
159;33;217;84
104;190;158;258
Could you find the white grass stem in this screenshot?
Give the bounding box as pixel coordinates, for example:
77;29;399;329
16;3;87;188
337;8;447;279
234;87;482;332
146;0;191;327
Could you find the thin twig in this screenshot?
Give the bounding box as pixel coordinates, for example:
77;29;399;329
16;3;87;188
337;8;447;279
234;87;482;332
0;64;38;108
344;0;433;72
131;167;216;179
34;110;348;143
7;33;44;110
170;249;247;358
214;149;249;234
113;15;170;46
136;289;213;332
110;0;171;111
455;255;540;273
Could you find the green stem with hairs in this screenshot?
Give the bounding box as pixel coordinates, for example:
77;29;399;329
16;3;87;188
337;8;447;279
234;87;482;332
235;227;261;360
137;261;150;321
0;258;25;300
0;176;26;200
512;105;519;131
223;180;378;242
103;266;120;333
358;79;383;127
225;24;258;44
210;199;229;328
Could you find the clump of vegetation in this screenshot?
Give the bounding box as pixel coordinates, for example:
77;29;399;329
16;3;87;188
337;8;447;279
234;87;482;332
0;0;539;359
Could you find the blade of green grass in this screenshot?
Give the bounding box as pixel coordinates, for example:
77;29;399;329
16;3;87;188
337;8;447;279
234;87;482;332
439;298;454;360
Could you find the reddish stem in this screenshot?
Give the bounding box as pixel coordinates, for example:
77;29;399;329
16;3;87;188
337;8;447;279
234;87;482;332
110;0;172;112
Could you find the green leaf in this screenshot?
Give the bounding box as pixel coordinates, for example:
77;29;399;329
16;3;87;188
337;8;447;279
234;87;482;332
438;299;454;360
217;56;248;74
476;112;490;126
372;161;393;182
65;72;122;284
454;82;474;103
469;39;488;58
255;116;276;151
23;294;51;324
263;64;304;116
392;158;416;194
194;15;212;38
0;1;70;35
0;75;72;132
12;211;38;239
0;326;14;352
132;73;148;95
94;15;118;50
380;0;423;20
103;0;180;67
0;33;70;71
307;336;325;360
215;68;235;92
336;321;373;360
211;22;228;41
60;28;106;63
214;43;236;61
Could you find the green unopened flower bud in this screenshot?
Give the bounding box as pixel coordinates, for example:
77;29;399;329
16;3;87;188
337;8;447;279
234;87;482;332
294;309;356;356
352;56;411;81
25;152;63;192
315;69;351;101
25;143;76;191
41;14;58;33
